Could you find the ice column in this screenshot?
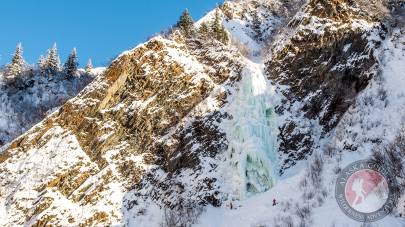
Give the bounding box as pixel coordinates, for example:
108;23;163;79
223;62;278;198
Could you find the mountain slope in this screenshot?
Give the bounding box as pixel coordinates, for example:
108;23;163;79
1;0;404;226
266;0;385;172
0;68;104;147
0;33;244;225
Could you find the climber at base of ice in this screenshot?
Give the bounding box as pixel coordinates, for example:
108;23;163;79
272;198;277;206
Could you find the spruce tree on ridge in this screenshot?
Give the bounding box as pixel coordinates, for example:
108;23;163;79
46;43;61;75
7;43;26;78
85;59;93;74
176;9;195;37
37;55;47;75
211;9;229;44
198;22;210;39
64;48;79;77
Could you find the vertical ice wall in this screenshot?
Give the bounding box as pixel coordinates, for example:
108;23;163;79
222;60;278;199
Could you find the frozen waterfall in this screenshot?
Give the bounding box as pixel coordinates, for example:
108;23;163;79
222;60;278;199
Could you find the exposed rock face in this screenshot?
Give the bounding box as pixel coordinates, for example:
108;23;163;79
0;33;243;225
1;0;404;226
265;0;386;172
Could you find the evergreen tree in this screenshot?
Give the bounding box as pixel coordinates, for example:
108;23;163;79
212;9;222;36
219;26;229;44
37;55;47;75
85;59;93;73
198;22;209;38
56;55;61;71
46;43;61;75
7;43;25;78
211;9;229;44
176;9;195;37
64;48;78;77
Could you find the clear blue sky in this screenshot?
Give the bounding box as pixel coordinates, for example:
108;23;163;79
0;0;223;67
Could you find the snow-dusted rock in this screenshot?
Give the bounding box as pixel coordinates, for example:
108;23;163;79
1;0;404;226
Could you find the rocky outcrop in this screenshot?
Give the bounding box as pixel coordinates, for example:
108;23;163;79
0;32;243;225
265;0;388;172
1;0;403;226
0;69;99;147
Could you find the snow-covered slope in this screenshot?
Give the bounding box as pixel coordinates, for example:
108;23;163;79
199;26;405;226
0;68;104;148
1;0;404;226
197;10;405;225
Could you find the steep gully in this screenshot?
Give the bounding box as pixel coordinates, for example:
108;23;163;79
218;0;309;200
216;0;405;212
